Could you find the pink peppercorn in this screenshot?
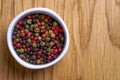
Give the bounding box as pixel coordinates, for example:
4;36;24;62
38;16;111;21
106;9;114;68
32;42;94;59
27;15;32;19
42;34;46;38
13;41;16;45
46;15;50;19
22;45;26;48
20;32;25;37
19;27;24;30
32;40;36;43
40;61;44;64
27;47;31;52
34;37;38;41
37;22;41;26
58;48;62;52
51;53;54;57
47;56;52;60
16;43;21;48
53;46;56;49
27;32;31;37
54;48;58;54
37;50;42;56
18;20;23;25
54;40;59;44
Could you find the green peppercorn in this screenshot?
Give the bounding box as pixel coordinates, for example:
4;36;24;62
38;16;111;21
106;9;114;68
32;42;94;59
24;29;29;34
51;33;55;38
47;48;53;53
20;54;24;58
32;55;36;59
31;24;34;28
61;36;64;41
34;33;39;36
32;43;37;47
53;21;58;26
40;58;44;61
16;25;20;28
27;19;32;24
41;15;45;18
34;28;39;32
44;18;48;22
41;22;45;26
16;49;20;52
36;59;40;64
40;42;45;46
25;24;29;29
50;49;53;53
33;24;38;28
35;14;39;17
27;38;31;43
36;19;39;22
38;15;41;19
15;38;19;42
46;37;50;41
25;59;29;62
41;26;45;29
19;48;24;53
30;60;32;63
50;42;54;46
45;31;48;34
48;30;53;34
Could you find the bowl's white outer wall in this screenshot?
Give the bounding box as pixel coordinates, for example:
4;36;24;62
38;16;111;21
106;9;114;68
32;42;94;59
7;8;69;69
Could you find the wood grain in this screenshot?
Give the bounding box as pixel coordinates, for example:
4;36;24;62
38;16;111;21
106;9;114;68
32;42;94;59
0;0;120;80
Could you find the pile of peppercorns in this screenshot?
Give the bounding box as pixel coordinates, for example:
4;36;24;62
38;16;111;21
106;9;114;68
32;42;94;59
12;13;65;65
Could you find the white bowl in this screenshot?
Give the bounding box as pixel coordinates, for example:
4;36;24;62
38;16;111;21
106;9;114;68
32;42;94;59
7;8;69;69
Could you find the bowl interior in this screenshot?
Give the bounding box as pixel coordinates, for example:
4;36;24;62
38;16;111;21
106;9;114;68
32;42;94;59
7;8;69;69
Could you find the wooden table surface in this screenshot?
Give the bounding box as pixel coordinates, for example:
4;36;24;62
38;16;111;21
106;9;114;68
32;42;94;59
0;0;120;80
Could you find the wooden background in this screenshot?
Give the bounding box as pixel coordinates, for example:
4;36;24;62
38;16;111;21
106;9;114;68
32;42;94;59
0;0;120;80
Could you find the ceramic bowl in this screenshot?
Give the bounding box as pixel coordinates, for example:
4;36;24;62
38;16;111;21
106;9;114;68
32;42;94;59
7;8;69;69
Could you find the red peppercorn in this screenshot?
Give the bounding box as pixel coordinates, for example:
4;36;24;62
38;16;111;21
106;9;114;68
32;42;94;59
41;18;44;21
58;48;62;52
42;34;46;38
27;32;31;37
47;56;52;60
19;26;24;30
41;30;44;33
13;41;16;45
27;15;32;19
41;29;46;33
22;45;26;48
54;30;58;34
27;47;31;52
37;50;42;56
33;37;38;41
31;35;34;39
20;32;25;37
51;53;54;57
40;61;44;64
32;40;36;43
46;15;51;19
54;40;59;44
37;22;41;26
59;29;63;33
53;46;56;49
18;20;23;25
54;48;58;54
52;27;55;30
16;43;21;48
22;55;26;60
20;30;24;33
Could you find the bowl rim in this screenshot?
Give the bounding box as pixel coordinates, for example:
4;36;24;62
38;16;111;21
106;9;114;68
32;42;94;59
7;8;69;69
